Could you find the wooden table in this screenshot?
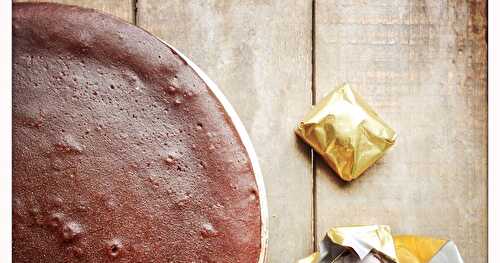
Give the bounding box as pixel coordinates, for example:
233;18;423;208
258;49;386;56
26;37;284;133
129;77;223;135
15;1;487;262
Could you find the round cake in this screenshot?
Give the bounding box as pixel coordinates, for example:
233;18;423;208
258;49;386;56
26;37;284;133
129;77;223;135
13;3;266;262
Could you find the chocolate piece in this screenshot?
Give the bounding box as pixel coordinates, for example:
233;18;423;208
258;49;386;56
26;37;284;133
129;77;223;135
13;3;262;262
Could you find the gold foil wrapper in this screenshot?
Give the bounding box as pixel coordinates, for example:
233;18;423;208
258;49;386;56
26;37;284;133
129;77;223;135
299;228;464;263
394;235;463;263
327;225;398;261
296;84;396;181
298;225;399;263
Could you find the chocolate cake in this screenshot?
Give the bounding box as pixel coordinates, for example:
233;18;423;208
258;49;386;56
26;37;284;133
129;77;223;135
13;3;266;262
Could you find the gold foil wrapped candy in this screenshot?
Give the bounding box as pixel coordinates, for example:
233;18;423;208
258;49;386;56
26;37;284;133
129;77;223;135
296;84;397;181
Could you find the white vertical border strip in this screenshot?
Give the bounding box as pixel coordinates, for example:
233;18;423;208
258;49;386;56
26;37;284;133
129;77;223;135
0;0;12;260
489;2;497;263
161;43;269;263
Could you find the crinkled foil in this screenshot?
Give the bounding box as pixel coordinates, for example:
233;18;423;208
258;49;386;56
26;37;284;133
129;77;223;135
394;236;463;263
298;225;399;263
295;84;396;181
298;228;464;263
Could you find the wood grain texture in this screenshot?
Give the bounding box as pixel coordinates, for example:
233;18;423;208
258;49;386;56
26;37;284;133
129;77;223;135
136;1;314;261
12;0;487;261
314;1;487;262
13;0;135;23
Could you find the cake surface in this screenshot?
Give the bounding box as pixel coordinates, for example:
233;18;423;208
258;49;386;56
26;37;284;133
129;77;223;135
13;3;262;262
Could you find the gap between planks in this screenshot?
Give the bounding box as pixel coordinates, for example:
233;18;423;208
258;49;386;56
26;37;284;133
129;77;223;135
311;0;318;253
133;0;138;25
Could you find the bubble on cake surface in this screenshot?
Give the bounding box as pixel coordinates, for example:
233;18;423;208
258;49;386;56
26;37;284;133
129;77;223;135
249;187;258;201
165;85;176;94
161;152;179;165
47;212;64;228
61;221;83;241
106;238;124;258
55;134;84;154
200;222;218;238
164;155;175;164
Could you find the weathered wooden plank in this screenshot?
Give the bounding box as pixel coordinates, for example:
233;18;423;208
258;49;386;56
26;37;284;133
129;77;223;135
137;1;314;261
314;1;487;262
13;0;135;23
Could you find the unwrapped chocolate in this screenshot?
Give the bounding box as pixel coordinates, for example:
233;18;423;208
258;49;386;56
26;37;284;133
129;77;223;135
296;84;396;181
